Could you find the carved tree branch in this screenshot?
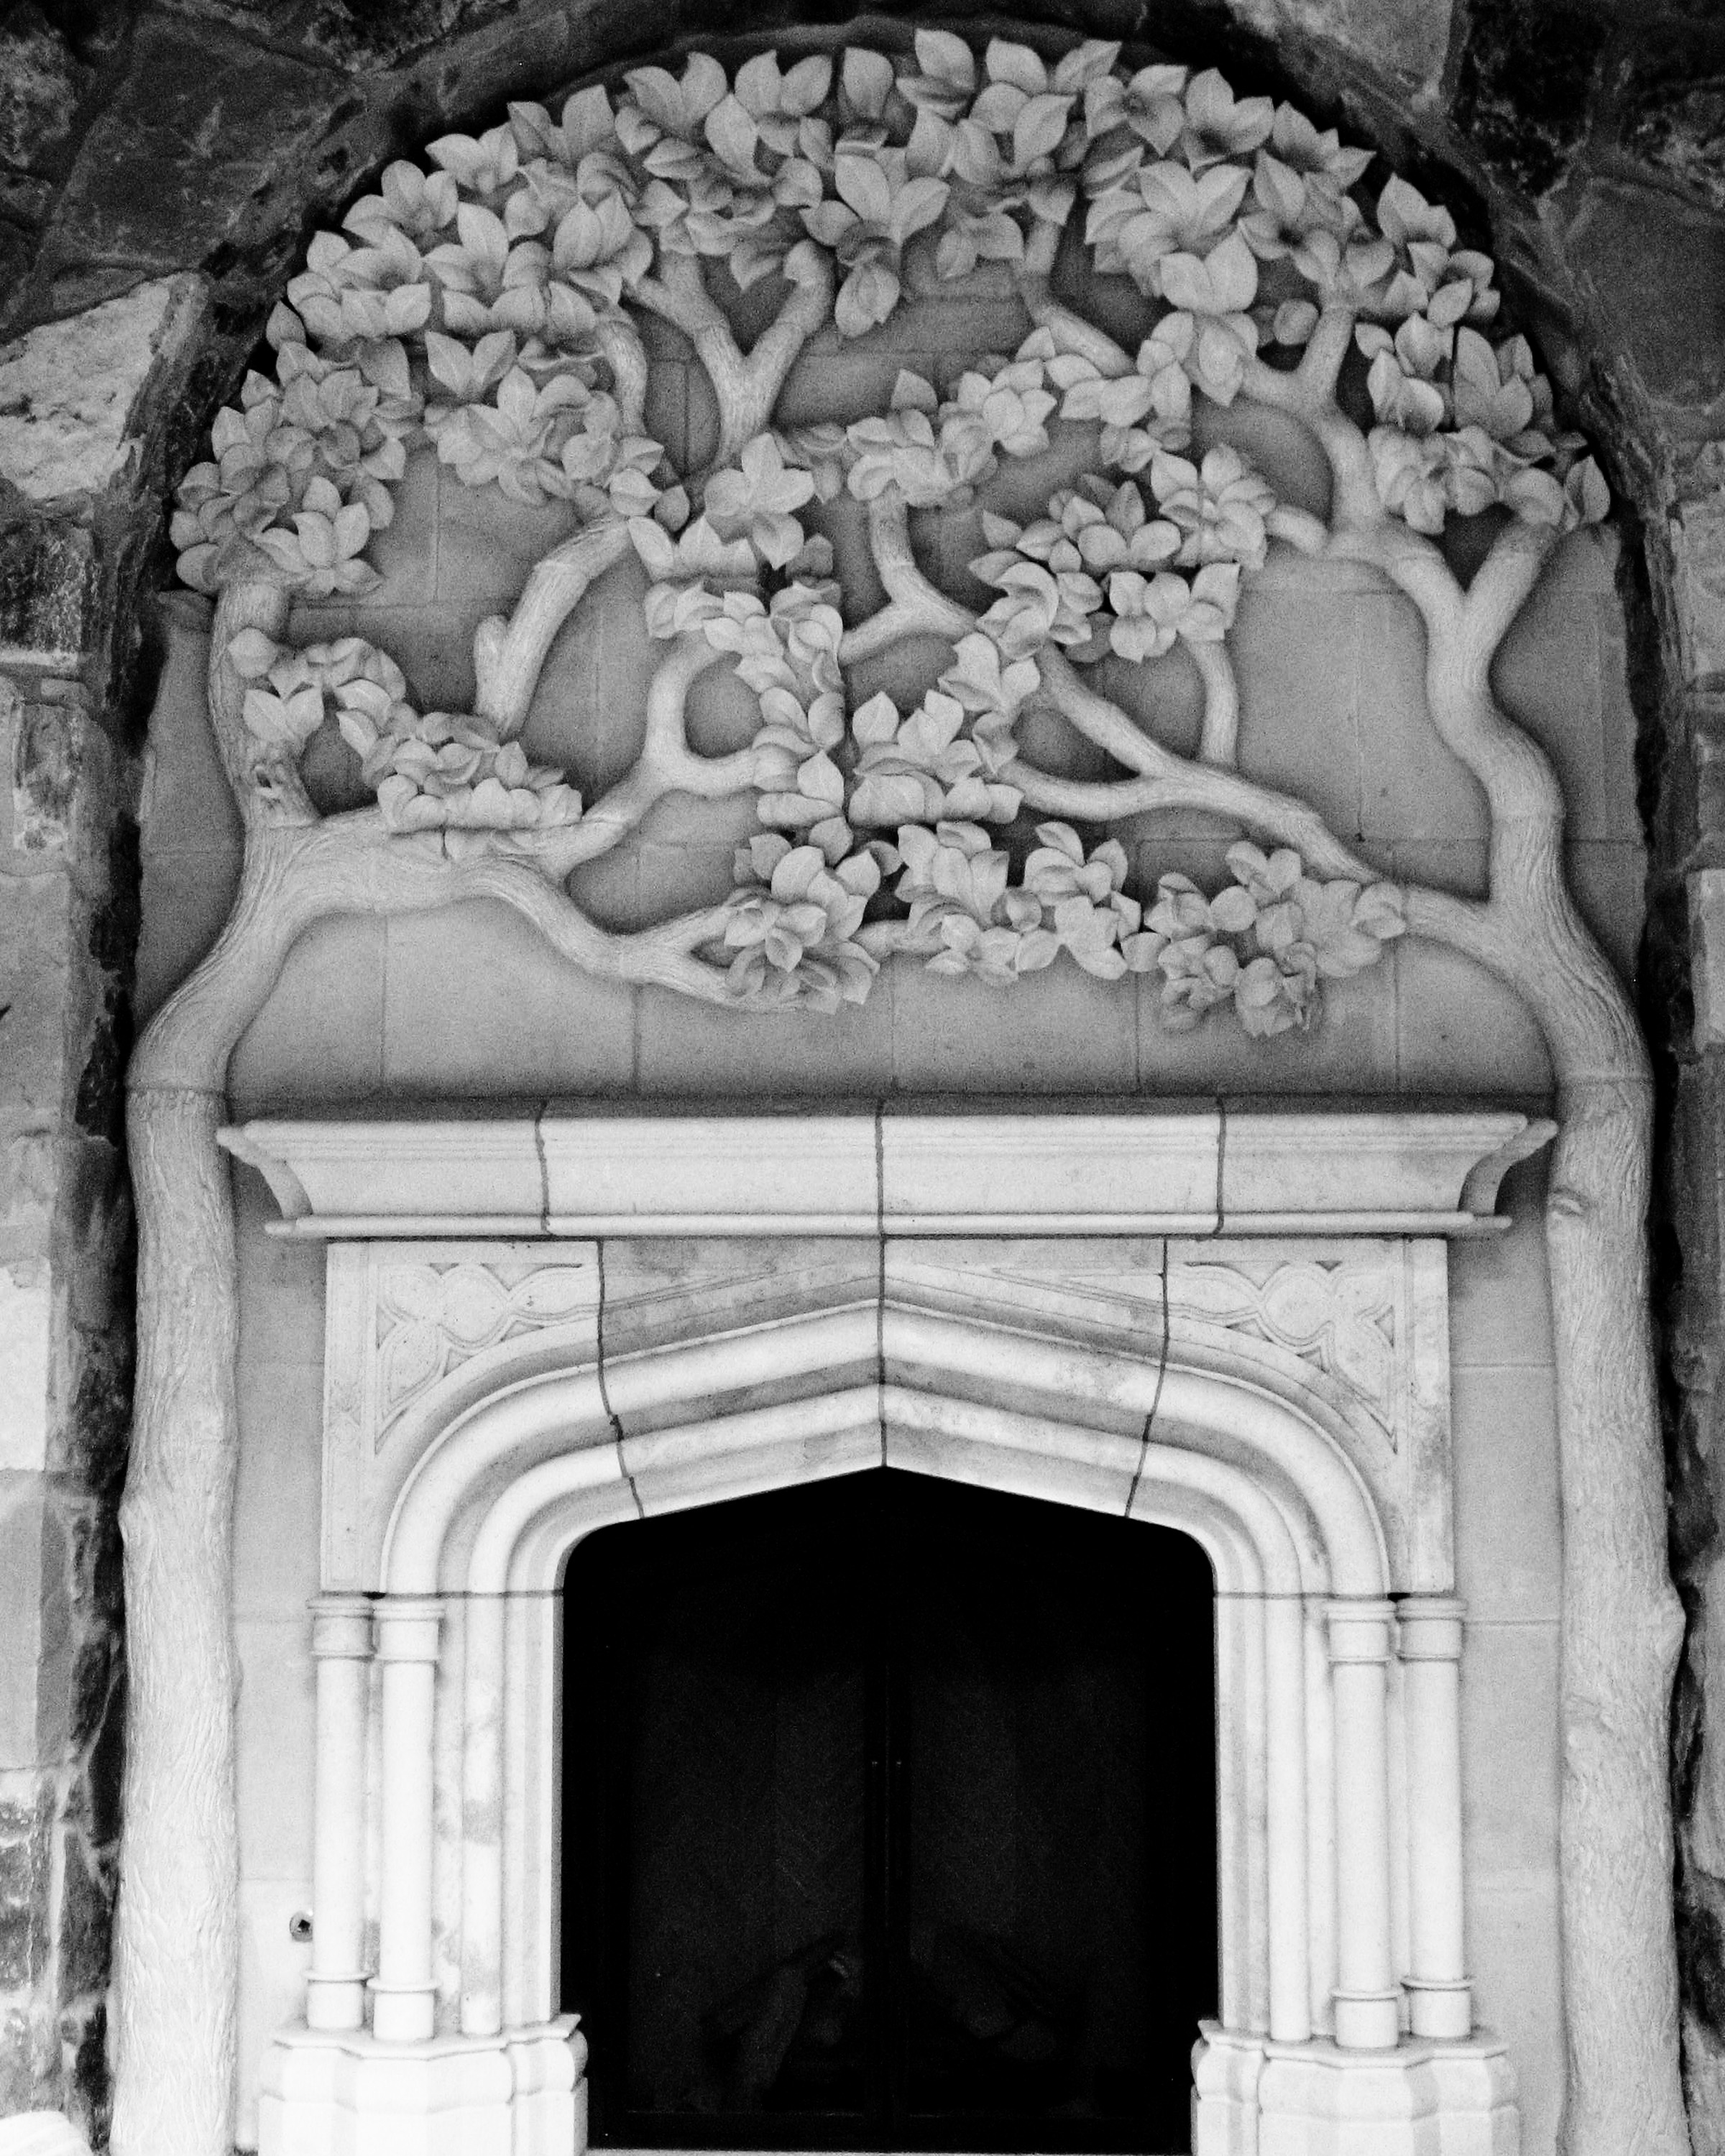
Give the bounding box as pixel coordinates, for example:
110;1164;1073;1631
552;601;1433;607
595;313;650;435
1018;277;1133;374
1239;320;1380;537
637;252;834;471
208;581;314;829
840;489;975;663
574;635;758;846
1191;638;1240;765
472;520;634;734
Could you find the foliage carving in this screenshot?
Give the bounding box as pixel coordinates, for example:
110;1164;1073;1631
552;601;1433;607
171;29;1609;1035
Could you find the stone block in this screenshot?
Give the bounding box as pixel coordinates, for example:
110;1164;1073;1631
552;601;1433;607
0;276;205;508
635;964;896;1097
234;1619;316;1879
229;913;386;1112
891;949;1138;1093
42;19;367;277
1567;181;1725;411
53;1833;112;2007
0;1266;50;1475
1614;26;1725;213
376;906;637;1102
0;1779;51;1991
134;849;242;1025
0;525;95;674
9;696;121;888
233;1358;323;1622
1448;1155;1555;1368
1392;934;1552;1094
1674;491;1725;686
1461;1618;1561;1876
1464;1870;1563;2156
0;14;88;175
1693;870;1725;1049
1450;0;1608;195
1452;1362;1562;1621
1276;0;1454;95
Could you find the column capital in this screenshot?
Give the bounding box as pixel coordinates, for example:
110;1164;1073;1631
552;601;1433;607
1324;1598;1397;1664
1397;1595;1466;1661
373;1596;444;1664
309;1593;375;1661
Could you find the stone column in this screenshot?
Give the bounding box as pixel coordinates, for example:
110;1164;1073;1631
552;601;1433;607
1398;1595;1473;2040
1325;1599;1402;2050
369;1597;443;2043
304;1595;375;2033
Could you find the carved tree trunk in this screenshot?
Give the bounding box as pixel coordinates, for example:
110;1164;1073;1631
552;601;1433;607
1544;1079;1688;2156
111;1087;242;2156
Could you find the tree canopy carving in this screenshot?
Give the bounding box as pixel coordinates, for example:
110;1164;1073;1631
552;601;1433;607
169;27;1611;1035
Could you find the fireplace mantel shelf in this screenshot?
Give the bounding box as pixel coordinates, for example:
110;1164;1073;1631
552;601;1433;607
220;1101;1552;1240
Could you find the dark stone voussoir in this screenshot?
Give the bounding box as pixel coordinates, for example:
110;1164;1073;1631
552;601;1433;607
0;9;91;175
53;1831;114;2007
0;521;97;672
0;1783;53;1994
42;17;387;283
1450;0;1609;198
1609;18;1725;216
1566;179;1725;413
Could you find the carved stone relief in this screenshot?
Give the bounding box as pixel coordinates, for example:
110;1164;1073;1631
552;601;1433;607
116;23;1682;2156
321;1243;599;1588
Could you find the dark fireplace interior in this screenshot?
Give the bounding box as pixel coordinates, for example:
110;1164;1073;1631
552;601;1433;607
561;1468;1217;2152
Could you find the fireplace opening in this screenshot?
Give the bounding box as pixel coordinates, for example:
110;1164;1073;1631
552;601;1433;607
561;1469;1217;2152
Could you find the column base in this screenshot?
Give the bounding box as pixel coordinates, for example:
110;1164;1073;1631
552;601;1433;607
257;2017;586;2156
1193;2024;1519;2156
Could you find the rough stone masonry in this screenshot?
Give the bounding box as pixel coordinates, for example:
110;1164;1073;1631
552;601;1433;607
3;0;1725;2147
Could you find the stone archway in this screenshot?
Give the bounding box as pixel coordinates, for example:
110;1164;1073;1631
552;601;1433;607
248;1195;1518;2156
0;17;1708;2156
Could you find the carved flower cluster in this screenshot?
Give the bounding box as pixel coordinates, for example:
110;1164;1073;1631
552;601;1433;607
1141;843;1404;1034
225;630;581;835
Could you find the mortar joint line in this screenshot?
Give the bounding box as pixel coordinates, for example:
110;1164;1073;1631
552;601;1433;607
1213;1095;1227;1238
1125;1239;1172;1519
594;1238;640;1516
532;1098;551;1235
874;1099;887;1468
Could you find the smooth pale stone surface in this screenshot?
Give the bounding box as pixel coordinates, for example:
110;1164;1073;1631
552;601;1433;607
234;1176;326;1370
1460;1622;1562;1882
236;1618;317;1880
229;916;387;1111
1451;1365;1562;1622
1392;937;1554;1093
233;1357;323;1621
1218;1110;1533;1225
596;1237;879;1359
1448;1159;1555;1368
380;908;638;1100
222;1105;1538;1239
227;1118;545;1227
880;1108;1218;1228
883;1236;1167;1350
239;1879;316;2153
0;1262;50;1470
1466;1872;1563;2156
883;1415;1138;1516
541;1112;879;1230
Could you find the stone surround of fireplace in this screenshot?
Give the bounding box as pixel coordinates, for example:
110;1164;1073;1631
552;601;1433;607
232;1102;1535;2156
